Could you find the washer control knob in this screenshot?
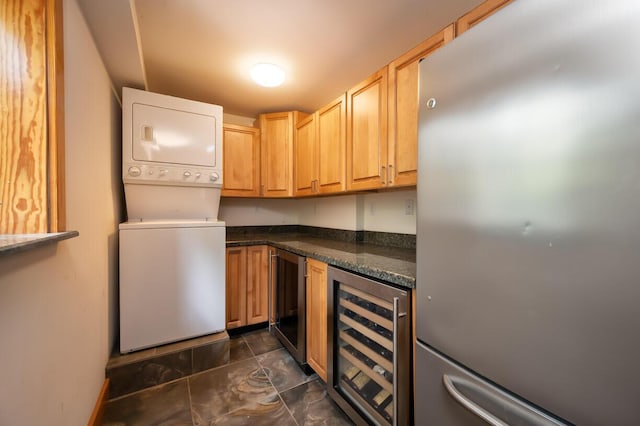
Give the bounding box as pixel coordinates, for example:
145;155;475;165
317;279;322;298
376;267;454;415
209;172;220;182
159;169;168;177
183;170;192;178
195;172;201;179
128;166;141;177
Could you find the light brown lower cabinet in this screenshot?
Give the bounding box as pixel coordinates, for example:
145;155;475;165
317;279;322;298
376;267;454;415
306;258;328;381
226;245;269;329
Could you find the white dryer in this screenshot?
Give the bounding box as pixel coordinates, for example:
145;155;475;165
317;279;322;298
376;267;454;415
119;88;226;353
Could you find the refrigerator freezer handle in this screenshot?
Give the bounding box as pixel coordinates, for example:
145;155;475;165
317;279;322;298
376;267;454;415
443;374;508;426
442;375;564;426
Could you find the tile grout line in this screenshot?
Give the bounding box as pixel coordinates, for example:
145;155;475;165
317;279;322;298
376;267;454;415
106;375;191;403
189;344;195;426
239;331;300;425
256;353;300;426
107;343;257;403
207;335;269;424
186;375;196;426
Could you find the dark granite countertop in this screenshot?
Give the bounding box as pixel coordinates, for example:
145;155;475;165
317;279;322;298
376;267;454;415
226;232;416;289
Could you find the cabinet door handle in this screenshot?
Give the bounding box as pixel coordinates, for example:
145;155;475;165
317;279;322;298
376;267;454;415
388;164;393;184
381;166;386;184
260;184;265;196
268;251;278;329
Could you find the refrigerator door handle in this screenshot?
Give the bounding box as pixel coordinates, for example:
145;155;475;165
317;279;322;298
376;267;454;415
443;374;508;426
443;374;564;426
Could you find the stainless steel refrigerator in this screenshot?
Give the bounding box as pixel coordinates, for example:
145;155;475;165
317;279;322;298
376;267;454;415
416;0;640;424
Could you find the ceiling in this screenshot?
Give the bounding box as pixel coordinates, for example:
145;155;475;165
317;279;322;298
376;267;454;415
76;0;483;118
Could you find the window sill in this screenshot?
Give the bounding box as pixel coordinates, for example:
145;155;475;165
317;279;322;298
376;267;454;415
0;231;79;257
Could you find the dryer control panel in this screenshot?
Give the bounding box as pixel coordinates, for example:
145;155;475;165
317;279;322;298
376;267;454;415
122;87;223;188
124;163;220;187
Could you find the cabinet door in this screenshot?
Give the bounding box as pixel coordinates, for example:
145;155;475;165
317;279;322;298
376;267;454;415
456;0;513;36
306;258;328;381
346;68;388;191
222;124;260;197
294;114;317;196
388;25;454;187
317;94;346;194
225;247;247;329
260;111;308;197
246;245;269;325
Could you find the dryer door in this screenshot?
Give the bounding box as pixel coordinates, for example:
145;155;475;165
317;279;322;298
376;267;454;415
131;102;218;167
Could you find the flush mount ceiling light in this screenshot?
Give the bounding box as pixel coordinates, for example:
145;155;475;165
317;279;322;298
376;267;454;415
251;63;285;87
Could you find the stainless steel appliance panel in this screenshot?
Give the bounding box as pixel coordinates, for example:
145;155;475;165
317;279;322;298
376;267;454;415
417;0;640;424
327;266;411;426
416;342;565;426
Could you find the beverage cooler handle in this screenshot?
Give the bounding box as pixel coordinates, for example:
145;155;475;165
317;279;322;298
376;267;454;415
268;250;278;331
392;296;399;426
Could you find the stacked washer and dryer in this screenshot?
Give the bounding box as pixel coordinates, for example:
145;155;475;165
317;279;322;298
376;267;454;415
119;88;226;353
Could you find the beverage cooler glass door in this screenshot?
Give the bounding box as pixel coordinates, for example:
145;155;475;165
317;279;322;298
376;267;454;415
273;249;306;364
327;266;411;426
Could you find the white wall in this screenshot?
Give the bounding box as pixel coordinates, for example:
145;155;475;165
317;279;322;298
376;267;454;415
220;189;416;234
363;188;417;234
298;194;361;230
219;197;298;226
219;195;361;230
223;113;256;127
0;0;122;424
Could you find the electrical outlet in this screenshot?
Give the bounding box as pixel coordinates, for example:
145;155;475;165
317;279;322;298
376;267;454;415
405;199;415;215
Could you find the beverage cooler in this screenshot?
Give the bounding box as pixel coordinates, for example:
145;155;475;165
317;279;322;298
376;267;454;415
327;266;411;425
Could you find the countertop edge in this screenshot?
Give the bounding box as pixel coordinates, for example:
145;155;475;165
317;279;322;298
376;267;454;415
0;231;80;257
226;238;415;289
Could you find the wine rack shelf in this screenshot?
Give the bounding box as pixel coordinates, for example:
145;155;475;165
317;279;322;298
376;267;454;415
328;266;411;426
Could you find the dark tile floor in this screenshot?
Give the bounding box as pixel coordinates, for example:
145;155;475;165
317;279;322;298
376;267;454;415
103;328;353;425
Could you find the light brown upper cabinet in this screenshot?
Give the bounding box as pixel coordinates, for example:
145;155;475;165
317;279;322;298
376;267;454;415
317;95;347;194
222;124;261;197
456;0;513;36
1;0;64;233
294;114;317;196
346;68;388;191
388;25;454;187
294;94;346;196
259;111;308;197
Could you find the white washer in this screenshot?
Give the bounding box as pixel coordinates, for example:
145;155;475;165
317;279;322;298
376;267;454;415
119;88;226;353
119;220;225;353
